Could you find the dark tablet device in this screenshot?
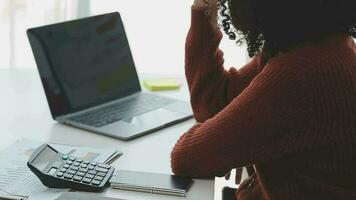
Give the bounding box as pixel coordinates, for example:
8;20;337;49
109;170;193;197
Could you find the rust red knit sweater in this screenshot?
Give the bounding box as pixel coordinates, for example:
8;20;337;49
171;8;356;200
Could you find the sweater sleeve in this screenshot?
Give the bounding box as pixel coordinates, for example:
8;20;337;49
171;61;311;178
185;7;262;123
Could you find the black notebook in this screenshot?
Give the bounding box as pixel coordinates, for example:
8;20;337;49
109;170;193;197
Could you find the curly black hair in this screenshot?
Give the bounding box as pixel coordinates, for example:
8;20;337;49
219;0;356;60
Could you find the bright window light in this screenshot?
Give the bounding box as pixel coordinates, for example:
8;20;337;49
0;0;248;75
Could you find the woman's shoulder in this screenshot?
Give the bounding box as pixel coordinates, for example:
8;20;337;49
266;34;355;73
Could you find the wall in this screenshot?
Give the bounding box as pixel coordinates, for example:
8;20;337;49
0;0;249;74
90;0;248;74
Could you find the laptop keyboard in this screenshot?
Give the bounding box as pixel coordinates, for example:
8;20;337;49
67;94;173;127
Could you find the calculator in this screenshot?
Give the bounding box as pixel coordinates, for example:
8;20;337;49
27;144;115;192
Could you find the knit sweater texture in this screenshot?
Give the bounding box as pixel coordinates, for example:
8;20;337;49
171;8;356;200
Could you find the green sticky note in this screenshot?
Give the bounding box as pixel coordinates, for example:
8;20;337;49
142;78;181;91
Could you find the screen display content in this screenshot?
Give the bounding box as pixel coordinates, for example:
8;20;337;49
31;146;57;171
29;13;141;117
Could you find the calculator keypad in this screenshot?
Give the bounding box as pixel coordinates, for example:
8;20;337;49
56;172;64;177
55;157;113;187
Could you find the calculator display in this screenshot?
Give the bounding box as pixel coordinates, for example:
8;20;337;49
32;146;57;170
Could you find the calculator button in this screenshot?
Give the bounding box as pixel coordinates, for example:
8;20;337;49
77;172;86;177
98;164;111;169
62;155;69;160
90;162;97;166
64;174;74;179
73;176;83;182
63;164;70;169
80;164;88;168
48;167;57;175
82;178;92;184
67;169;76;175
70;166;79;171
91;180;101;186
76;159;83;163
52;161;62;168
88;165;95;170
95;167;109;173
56;172;64;177
66;160;73;165
83;161;90;165
73;162;80;167
69;157;75;161
97;172;106;177
60;168;67;173
79;168;88;173
85;174;94;179
88;170;97;175
94;176;104;181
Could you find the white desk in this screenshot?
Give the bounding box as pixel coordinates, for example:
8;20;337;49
0;69;215;200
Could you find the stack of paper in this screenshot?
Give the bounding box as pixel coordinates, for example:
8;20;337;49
0;139;122;200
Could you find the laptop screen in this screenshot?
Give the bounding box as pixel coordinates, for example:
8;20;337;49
27;12;141;118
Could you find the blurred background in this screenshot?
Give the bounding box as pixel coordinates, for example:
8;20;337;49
0;0;248;74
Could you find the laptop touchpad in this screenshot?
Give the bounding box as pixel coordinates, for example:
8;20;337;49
123;108;185;127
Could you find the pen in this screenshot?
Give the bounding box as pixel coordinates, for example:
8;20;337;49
0;194;25;200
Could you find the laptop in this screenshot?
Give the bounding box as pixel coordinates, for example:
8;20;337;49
27;12;193;140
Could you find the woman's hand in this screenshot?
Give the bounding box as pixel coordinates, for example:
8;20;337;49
193;0;217;11
193;0;218;28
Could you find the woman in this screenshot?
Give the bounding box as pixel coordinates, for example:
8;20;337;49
171;0;356;199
